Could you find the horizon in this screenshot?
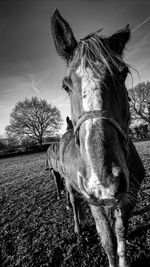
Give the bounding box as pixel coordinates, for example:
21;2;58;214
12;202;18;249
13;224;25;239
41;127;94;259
0;0;150;136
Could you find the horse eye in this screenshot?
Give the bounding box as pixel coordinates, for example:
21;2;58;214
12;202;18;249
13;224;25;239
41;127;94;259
62;82;72;94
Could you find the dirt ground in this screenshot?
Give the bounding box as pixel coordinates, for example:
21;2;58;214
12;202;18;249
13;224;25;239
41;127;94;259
0;141;150;267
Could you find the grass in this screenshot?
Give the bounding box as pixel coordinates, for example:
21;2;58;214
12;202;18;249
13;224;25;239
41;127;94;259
0;141;150;267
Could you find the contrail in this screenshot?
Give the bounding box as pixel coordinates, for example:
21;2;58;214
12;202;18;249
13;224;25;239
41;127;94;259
132;16;150;33
26;72;51;97
35;71;51;86
26;74;42;97
31;79;41;96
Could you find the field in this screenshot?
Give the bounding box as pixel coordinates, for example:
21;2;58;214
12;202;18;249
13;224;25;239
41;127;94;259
0;141;150;267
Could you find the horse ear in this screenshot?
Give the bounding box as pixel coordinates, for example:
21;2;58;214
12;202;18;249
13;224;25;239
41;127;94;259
51;9;77;61
66;116;69;122
109;24;130;55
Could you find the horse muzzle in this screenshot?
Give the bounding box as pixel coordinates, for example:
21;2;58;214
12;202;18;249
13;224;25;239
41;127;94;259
77;172;116;207
77;167;129;207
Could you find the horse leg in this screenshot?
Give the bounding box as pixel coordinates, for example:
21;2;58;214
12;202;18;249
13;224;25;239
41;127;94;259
114;208;130;267
70;192;81;235
67;184;80;235
52;170;61;200
114;140;145;267
90;205;116;267
45;158;49;170
62;178;71;210
76;198;85;229
66;189;71;210
45;157;52;171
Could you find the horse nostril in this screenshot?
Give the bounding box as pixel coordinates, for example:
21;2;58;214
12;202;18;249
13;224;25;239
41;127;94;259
111;165;128;195
117;171;128;195
112;166;121;178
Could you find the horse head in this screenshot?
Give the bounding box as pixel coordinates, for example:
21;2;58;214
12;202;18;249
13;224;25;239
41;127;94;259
51;10;130;207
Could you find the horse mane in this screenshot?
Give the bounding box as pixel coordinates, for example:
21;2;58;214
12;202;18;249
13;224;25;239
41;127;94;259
72;32;129;82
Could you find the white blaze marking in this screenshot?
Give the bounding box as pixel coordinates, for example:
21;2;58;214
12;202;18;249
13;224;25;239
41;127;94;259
76;62;102;197
76;63;101;111
76;62;114;199
76;60;101;197
84;120;102;198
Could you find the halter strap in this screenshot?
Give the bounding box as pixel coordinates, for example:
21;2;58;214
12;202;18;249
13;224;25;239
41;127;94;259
74;110;128;142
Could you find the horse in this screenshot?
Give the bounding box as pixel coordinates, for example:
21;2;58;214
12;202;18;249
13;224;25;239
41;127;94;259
51;10;145;267
45;116;73;200
45;140;63;199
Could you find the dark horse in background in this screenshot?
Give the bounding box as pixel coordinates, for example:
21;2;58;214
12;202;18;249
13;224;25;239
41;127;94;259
45;116;73;199
51;10;145;267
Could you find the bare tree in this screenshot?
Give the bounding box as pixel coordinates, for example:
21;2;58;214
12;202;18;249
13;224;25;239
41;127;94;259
129;81;150;130
5;97;62;146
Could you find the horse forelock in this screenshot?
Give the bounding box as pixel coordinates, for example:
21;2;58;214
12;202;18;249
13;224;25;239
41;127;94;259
67;33;130;119
72;33;129;82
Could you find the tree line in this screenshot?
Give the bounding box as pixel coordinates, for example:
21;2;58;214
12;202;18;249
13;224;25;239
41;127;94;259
0;81;150;152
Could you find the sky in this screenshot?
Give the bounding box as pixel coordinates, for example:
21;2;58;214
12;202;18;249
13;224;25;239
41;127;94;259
0;0;150;136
